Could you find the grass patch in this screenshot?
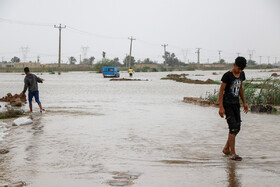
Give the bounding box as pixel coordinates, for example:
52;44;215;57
204;77;280;106
0;107;24;119
204;89;219;104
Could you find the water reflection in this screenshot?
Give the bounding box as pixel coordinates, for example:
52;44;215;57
226;160;241;187
25;114;44;163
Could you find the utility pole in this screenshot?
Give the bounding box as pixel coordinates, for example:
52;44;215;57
218;50;222;63
161;44;168;66
37;56;40;63
196;48;201;64
237;52;240;57
259;56;262;64
128;36;136;68
79;54;82;64
54;24;66;75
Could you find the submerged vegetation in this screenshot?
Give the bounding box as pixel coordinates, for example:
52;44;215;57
243;78;280;105
204;89;219;104
203;77;280;106
0;107;24;119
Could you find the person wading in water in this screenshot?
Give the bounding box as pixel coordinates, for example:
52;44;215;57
219;57;248;161
21;67;45;113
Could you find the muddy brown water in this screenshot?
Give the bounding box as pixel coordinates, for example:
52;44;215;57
0;70;280;187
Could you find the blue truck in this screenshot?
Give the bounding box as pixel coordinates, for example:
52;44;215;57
102;67;120;78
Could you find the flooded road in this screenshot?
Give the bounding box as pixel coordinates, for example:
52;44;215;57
1;70;280;186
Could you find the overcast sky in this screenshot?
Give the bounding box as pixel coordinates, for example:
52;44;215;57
0;0;279;64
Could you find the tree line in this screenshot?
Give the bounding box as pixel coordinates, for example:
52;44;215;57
2;51;188;67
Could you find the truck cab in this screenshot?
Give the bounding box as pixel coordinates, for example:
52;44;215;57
102;67;120;78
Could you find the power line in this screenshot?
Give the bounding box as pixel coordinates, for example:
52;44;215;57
0;17;53;27
137;39;160;47
1;18;278;65
0;17;127;40
67;26;127;40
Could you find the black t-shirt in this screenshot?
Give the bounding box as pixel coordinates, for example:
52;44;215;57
221;71;246;104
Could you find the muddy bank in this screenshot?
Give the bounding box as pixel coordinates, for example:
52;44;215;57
271;73;280;77
107;171;141;186
251;105;278;113
161;74;220;84
0;149;9;154
260;69;280;72
0;93;26;107
110;78;148;81
183;97;219;107
0;93;27;120
183;97;278;113
0;181;26;187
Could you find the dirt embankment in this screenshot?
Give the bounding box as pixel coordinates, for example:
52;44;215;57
271;73;280;77
161;74;220;84
183;97;278;113
251;105;277;113
0;93;26;106
183;97;219;107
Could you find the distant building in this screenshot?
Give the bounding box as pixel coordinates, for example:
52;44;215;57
0;63;14;68
43;63;72;68
14;62;41;68
43;63;92;68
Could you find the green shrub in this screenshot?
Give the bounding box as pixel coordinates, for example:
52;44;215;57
142;66;151;72
0;108;24;119
205;78;280;106
151;68;158;72
204;89;218;104
93;59;115;73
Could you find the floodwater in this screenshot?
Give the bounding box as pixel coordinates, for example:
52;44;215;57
0;70;280;187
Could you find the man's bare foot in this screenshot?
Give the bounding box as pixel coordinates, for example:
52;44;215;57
222;149;230;156
230;154;242;161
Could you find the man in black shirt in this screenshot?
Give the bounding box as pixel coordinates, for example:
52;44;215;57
219;57;249;161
